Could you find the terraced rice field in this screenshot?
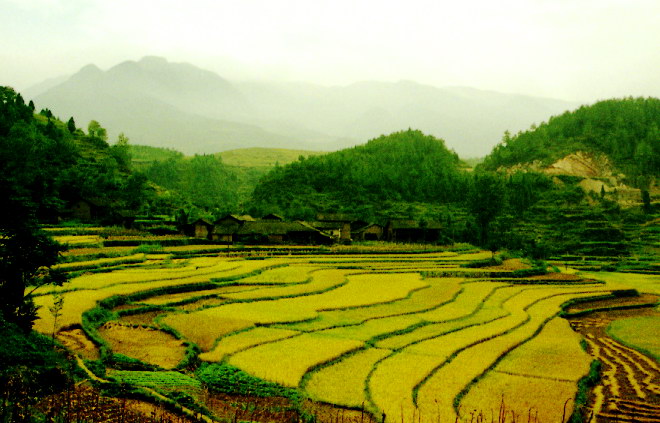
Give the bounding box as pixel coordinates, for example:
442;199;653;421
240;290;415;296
32;234;660;423
569;306;660;423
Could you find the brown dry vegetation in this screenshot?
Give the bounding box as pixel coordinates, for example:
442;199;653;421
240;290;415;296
566;294;659;313
36;384;198;423
568;308;660;423
57;328;100;360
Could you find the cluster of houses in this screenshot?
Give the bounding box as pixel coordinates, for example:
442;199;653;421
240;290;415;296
184;213;443;245
61;198;444;245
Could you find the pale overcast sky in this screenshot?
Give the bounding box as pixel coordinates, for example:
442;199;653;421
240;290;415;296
1;0;658;102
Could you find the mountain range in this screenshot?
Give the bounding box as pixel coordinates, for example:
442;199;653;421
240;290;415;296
27;56;580;157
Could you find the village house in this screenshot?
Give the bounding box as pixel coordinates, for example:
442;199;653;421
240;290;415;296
68;198;106;222
211;214;251;242
353;223;385;241
314;214;367;242
235;221;333;245
186;218;214;239
386;220;443;243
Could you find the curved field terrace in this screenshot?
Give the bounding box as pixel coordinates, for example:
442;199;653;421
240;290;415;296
32;237;660;423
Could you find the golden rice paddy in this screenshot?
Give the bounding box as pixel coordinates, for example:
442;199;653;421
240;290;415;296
33;234;649;422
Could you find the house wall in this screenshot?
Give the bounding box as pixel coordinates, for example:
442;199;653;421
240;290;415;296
267;234;285;243
340;222;351;241
194;224;210;239
362;225;384;240
213;234;234;243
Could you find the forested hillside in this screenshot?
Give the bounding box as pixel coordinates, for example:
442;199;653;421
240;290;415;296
481;97;659;186
0;86;149;223
250;130;468;219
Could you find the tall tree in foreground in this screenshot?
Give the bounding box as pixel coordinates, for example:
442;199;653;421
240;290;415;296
0;87;67;330
0;185;66;331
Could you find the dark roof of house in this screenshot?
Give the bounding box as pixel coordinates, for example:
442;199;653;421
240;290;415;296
214;214;255;224
213;221;242;234
388;220;442;230
316;213;357;222
261;213;284;221
215;214;242;225
193;218;214;226
353;223;384;233
236;221;319;235
308;221;343;230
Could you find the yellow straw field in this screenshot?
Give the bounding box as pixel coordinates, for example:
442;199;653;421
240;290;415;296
227;333;364;387
29;243;639;423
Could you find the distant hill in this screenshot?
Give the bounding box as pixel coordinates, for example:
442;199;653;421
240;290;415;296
31;57;322;154
217;147;327;168
27;56;579;157
480;98;660;181
250;130;467;220
130;144;184;168
236;79;580;157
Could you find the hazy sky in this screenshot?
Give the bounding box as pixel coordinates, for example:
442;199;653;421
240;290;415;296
2;0;659;102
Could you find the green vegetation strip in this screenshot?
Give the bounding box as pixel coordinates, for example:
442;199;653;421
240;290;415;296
568;361;601;423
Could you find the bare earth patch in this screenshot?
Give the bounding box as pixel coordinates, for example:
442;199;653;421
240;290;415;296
98;322;187;369
567;293;659;313
57;328;100;360
118;310;163;326
528;272;591;281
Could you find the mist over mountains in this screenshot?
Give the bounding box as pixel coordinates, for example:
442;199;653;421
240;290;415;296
28;56;579;157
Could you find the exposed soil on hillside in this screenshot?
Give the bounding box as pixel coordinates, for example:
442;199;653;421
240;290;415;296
568;306;660;423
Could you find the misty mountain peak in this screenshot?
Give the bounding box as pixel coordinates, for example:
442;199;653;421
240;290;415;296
68;63;103;84
140;55;168;65
138;56;170;70
76;63;103;77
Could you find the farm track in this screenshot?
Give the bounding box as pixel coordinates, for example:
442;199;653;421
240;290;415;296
569;309;660;423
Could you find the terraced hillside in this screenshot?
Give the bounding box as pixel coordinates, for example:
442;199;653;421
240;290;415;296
31;228;660;423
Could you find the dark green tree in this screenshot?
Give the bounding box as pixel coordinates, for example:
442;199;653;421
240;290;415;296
0;187;66;331
469;172;505;246
87;119;107;141
641;190;652;214
66;116;76;133
110;132;131;171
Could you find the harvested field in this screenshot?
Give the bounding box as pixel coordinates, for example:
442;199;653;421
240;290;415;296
566;293;659;313
569;307;660;423
57;328;100;360
98;322;187;369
